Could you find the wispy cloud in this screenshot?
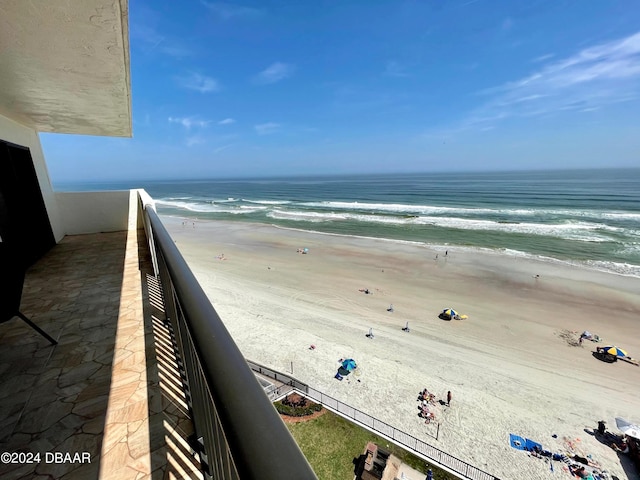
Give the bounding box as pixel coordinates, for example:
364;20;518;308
218;118;236;125
168;117;210;129
177;72;220;93
132;23;193;58
532;53;555;63
213;144;234;154
254;62;295;84
254;122;281;135
460;0;483;6
201;2;263;20
186;136;206;147
458;31;640;130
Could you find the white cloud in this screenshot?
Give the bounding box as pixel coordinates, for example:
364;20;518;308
218;118;236;125
532;53;555;63
168;117;210;129
201;2;263;20
177;72;219;93
254;122;281;135
160;45;193;58
213;144;233;154
186;136;206;147
461;31;640;129
255;62;295;84
132;23;193;58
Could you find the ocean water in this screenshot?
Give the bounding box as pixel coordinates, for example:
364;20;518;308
56;169;640;277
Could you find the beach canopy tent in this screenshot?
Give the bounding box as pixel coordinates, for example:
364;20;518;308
341;358;357;372
441;308;468;320
601;346;628;357
615;417;640;440
337;358;357;378
443;308;457;317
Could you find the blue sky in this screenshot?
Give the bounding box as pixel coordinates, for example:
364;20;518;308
43;0;640;182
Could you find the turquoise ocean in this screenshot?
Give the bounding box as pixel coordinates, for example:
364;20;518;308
57;169;640;277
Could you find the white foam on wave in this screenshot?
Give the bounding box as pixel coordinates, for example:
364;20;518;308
239;205;268;210
300;201;640;223
267;210;350;222
599;212;640;221
583;260;640;277
413;217;621;242
301;201;513;216
224;208;265;214
156;199;220;212
242;199;291;205
268;208;621;242
615;242;640;256
268;209;411;224
156;199;263;214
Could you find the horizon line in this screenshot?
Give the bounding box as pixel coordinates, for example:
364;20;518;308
52;166;640;186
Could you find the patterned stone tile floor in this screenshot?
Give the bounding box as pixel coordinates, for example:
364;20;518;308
0;222;203;479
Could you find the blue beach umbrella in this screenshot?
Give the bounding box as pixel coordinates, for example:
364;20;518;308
601;346;628;357
341;358;357;371
442;308;458;318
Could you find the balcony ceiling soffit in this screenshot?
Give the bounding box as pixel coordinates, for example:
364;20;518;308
0;0;131;137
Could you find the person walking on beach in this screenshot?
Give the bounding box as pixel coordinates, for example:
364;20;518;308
447;390;452;407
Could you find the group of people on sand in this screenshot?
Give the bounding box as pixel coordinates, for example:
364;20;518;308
417;388;451;424
597;420;631;454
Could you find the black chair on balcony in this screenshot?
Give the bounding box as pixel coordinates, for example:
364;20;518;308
0;244;57;345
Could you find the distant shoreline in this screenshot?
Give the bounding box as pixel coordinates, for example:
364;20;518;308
161;213;640;280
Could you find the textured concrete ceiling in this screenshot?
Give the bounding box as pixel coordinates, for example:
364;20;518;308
0;0;131;137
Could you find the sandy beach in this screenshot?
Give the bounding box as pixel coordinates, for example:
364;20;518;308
163;215;640;480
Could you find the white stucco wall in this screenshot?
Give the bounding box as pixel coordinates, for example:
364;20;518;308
55;191;131;235
0;113;65;241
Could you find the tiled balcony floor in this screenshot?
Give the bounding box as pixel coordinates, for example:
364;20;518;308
0;226;202;479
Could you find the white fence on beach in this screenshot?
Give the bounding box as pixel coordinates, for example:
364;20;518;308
247;360;500;480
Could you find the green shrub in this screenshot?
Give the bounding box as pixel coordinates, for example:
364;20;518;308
275;399;323;417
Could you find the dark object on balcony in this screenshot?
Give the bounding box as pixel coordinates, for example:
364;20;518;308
0;244;57;345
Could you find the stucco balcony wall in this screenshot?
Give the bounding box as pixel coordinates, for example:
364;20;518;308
55;190;132;235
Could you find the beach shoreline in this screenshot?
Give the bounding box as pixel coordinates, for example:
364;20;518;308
162;215;640;480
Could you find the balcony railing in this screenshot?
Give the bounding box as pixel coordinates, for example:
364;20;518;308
138;193;317;480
